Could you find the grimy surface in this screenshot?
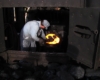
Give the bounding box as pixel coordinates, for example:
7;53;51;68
0;0;84;7
0;50;70;66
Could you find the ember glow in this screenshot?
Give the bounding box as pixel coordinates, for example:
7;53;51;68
46;33;60;45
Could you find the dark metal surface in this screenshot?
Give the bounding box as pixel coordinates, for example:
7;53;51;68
67;8;100;68
94;34;100;69
0;0;84;7
0;50;70;66
0;8;6;53
86;0;100;7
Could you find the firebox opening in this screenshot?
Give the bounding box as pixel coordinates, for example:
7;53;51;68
3;7;69;52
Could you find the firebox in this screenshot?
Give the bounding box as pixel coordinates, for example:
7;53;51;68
23;8;69;52
3;7;69;52
40;25;68;52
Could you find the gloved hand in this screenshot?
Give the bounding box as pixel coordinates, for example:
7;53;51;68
39;38;45;46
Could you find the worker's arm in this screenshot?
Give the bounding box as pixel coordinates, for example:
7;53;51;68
30;24;40;41
41;29;46;40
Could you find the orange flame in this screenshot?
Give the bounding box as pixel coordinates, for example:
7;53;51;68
46;33;60;45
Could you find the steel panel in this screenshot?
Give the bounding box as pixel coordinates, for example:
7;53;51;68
67;8;100;68
86;0;100;7
94;34;100;69
0;0;84;7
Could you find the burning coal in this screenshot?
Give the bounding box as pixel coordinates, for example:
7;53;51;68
45;33;60;45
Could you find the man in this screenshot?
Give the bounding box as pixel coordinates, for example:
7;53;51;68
20;20;50;51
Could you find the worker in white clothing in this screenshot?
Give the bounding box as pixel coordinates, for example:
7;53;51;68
20;20;50;51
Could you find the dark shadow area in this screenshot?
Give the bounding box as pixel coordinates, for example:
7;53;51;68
74;31;91;39
67;44;79;60
75;25;91;31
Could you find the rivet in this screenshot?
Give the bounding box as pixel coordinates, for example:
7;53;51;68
90;14;93;17
71;13;74;17
80;14;82;16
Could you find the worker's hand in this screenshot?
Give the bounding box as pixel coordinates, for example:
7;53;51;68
39;38;45;46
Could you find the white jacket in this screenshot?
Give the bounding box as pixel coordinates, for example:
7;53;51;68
21;20;46;48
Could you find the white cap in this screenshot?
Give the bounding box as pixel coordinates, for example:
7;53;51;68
42;20;50;30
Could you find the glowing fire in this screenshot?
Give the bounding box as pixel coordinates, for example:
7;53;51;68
46;33;60;45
